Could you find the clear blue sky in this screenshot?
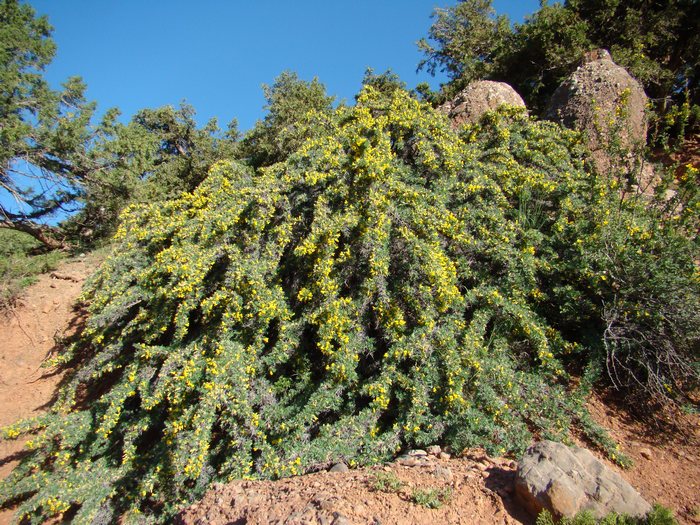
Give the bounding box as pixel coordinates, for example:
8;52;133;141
30;0;540;132
6;1;540;222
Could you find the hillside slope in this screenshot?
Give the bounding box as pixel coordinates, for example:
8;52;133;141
0;255;697;524
0;255;100;525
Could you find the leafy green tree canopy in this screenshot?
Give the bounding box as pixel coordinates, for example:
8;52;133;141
419;0;700;120
239;71;335;168
65;103;239;242
0;0;239;248
417;0;511;94
567;0;700;104
0;0;97;248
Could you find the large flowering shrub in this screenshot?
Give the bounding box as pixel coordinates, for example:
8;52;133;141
1;87;697;524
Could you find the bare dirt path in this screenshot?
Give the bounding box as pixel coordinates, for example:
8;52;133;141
0;254;99;525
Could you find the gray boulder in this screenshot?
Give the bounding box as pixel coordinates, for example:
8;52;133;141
515;440;651;519
439;80;526;129
545;49;648;175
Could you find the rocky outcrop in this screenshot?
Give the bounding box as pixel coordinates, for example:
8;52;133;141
545;49;648;175
515;440;652;519
439;80;526;129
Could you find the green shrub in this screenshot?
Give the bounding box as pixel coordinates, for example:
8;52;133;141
1;88;696;523
0;229;64;308
536;503;677;525
372;471;404;493
411;487;452;509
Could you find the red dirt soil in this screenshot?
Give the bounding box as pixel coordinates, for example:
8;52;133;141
0;255;698;524
0;255;97;525
581;395;700;524
178;452;528;525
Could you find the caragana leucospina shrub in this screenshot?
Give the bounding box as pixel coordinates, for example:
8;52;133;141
1;87;698;523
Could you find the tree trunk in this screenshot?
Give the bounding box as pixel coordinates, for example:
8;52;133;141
0;219;69;250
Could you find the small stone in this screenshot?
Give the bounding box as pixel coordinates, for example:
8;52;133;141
397;456;419;467
318;498;337;512
42;305;51;314
639;448;653;460
434;465;453;482
464;448;489;462
332;513;352;525
408;449;428;457
329;463;349;473
382;466;392;472
247;493;264;505
427;445;442;456
438;452;452;460
50;283;57;289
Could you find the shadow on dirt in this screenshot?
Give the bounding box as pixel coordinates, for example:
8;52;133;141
483;466;534;525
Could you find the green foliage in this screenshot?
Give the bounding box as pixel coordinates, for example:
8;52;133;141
589;203;699;403
0;229;63;308
648;92;700;153
372;471;452;509
371;471;404;493
647;505;680;525
464;107;699;406
64;103;238;243
566;0;699;105
410;486;452;509
127;104;237;199
536;503;677;525
418;0;512;96
0;1;238;248
572;365;632;467
419;0;700;136
361;68;407;97
566;0;700;145
497;3;591;112
239;71;335;168
0;89;697;523
0;0;96;247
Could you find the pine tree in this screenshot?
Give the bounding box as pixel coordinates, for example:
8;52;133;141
0;0;97;248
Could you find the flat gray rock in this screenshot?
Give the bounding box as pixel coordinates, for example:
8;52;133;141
515;440;651;519
329;462;349;473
